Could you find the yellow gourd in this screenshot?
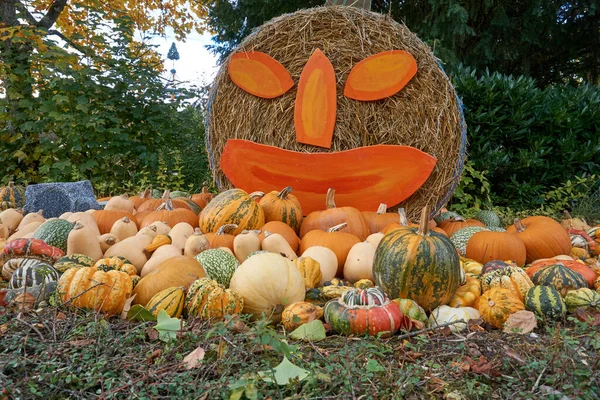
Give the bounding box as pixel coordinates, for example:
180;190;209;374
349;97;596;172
300;246;337;286
294;257;322;288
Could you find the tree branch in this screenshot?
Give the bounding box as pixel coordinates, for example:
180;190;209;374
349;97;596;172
13;1;40;26
37;0;68;29
47;29;90;56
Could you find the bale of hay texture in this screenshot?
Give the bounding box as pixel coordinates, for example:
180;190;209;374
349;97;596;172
206;6;466;222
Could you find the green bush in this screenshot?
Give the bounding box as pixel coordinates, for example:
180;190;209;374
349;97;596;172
453;66;600;210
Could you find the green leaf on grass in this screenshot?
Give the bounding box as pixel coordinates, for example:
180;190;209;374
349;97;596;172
258;355;309;385
365;359;386;373
127;304;156;322
154;309;183;341
289;320;326;342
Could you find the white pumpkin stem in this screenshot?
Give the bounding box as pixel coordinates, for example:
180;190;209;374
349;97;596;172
217;224;238;235
161;189;171;200
249;191;264;201
328;222;347;232
376;203;387;214
325;188;336;209
398;208;409;226
513;218;526;233
278;186;293;199
417;206;430;236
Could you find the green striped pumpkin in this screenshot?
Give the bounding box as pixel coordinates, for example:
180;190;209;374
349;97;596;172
146;286;185;317
198;189;264;235
194;248;239;287
185;277;244;319
564;288;600;312
9;259;60;289
373;209;461;312
524;286;567;320
530;263;588;297
32;219;75;252
450;226;489;256
0;181;26;210
54;254;95;273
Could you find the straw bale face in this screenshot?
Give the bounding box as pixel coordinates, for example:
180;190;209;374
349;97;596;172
206;6;466;221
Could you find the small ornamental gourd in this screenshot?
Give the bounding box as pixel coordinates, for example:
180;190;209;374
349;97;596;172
476;288;525;329
392;298;428;327
145;287;185;317
524;286;567;320
428;305;481;332
281;301;324;331
294;257;322;289
53;254;95;273
0;182;26;209
460;257;483;276
474;210;501;228
527;260;596;288
185;277;244;320
9;260;60;289
94;256;137;276
2;238;65;280
324;286;409;337
195;248;239;287
373;206;461;312
32;219;76;252
448;275;482;307
564;288;600;312
530;263;588;297
480;267;534;301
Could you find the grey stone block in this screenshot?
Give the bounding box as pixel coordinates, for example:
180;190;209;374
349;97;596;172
23;180;101;218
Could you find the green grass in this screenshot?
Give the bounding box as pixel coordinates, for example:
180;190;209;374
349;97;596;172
1;306;599;399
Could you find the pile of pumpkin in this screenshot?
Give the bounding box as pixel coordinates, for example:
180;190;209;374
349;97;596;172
1;185;599;338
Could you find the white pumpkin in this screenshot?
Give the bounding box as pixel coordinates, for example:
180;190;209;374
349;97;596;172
428;305;480;332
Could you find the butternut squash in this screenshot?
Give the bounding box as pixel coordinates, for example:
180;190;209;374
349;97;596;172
140;245;182;277
301;246;338;286
147;221;171;235
233;230;261;262
98;233;119;253
18;210;45;229
59;211;73;219
7;221;44;241
104;194;135;213
183;229;210;258
365;232;384;248
0;208;23;232
110;217;138;241
343;241;376;283
168;222;195;252
104;234;153;272
67;212;101;236
261;231;298;261
0;224;10;239
137;226;158;239
67;222;103;261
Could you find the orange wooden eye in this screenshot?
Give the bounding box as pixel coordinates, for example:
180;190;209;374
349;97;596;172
228;51;294;99
294;48;337;149
344;50;417;101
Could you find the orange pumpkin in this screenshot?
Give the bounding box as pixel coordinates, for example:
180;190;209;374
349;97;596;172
205;224;238;251
198;189;265;235
361;203;398;234
93;210;138;234
300;188;369;241
438;217;485;237
476;288;524;329
190;186;214;209
130;188;153;210
258;186;303;233
506;217;571;264
381;208;447;237
465;231;527;267
136;190;192;213
258;221;300;253
299;222;360;277
139;200;199;229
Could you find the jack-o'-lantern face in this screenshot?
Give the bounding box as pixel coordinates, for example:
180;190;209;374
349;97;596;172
220;49;436;214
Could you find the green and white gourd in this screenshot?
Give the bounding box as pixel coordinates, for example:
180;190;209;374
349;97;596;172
195;248;239;287
9;259;60;289
32;219;75;252
524;286;567;320
450;226;489;256
474;210;501;228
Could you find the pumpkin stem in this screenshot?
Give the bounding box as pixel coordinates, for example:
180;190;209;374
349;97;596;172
120;194;129;200
513;218;526;233
8;181;15;188
120;217;131;223
202;186;208;194
376;203;387;215
398;208;409;226
217;224;238;235
103;235;117;245
141;188;152;198
193;227;203;234
328;222;347;232
73;222;85;230
278;186;293;200
325;188;336;209
161;190;171;200
249;191;265;201
156;199;175;211
417;206;430;236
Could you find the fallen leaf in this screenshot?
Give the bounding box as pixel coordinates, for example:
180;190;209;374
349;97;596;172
120;294;136;320
426;377;447;393
464;356;501;377
258;355;310;385
503;310;537;334
503;345;526;364
33;323;44;329
575;308;600;326
127;304;156;322
69;339;95;347
450;360;470;373
146;327;159;341
227;315;248;333
56;312;67;321
365;359;386;372
183;346;205;370
154;310;184;342
147;349;162;362
289;320;326;342
467;319;486;332
0;324;8;335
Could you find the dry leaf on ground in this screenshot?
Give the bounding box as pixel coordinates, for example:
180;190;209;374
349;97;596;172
575;308;600;326
183;346;205;370
464;356;502;377
503;310;537;334
120;294;136;320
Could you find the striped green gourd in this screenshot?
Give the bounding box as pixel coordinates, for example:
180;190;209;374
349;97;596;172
564;288;600;312
53;254;95;273
146;286;185;317
32;219;75;252
373;207;461;312
195;248;239;287
524;286;567;319
450;226;489;256
9;259;60;289
0;181;26;210
530;263;588;297
198;189;264;235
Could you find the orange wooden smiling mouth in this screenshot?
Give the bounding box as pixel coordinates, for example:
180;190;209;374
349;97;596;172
222;49;436;213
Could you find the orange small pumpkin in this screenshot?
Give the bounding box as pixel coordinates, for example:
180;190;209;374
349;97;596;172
506;217;571;264
465;231;527;267
205;224;238;251
130;188;153;210
190;186;214;209
258;186;303;234
300;188;369;241
136;190;192;213
381;208;447;237
361;203;399;234
438;217;485;237
299;222;360;277
476;288;524;329
93;210;138;234
140;200;199;229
